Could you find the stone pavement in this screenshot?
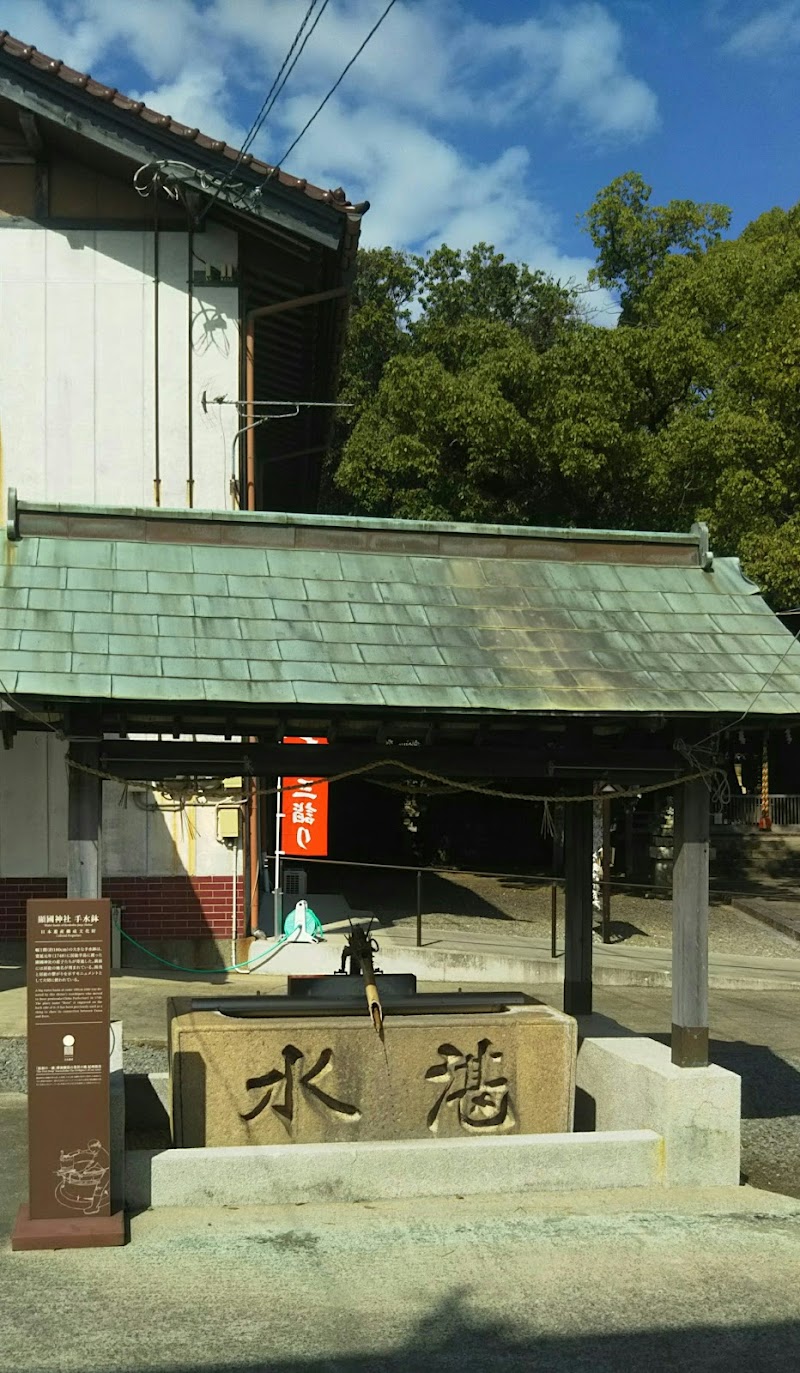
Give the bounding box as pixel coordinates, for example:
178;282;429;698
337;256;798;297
2;1157;800;1372
3;956;800;1370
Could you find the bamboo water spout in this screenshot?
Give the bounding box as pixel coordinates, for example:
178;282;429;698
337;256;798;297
343;927;384;1033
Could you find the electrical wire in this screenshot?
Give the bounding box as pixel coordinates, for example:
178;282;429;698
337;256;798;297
271;0;400;171
197;0;330;225
238;0;332;157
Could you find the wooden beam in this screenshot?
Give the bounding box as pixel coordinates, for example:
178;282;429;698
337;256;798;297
67;745;102;899
671;777;709;1066
97;739;685;782
18;112;44;157
563;800;594;1015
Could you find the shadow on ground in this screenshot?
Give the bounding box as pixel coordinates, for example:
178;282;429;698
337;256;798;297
592;920;650;943
319;867;516;926
115;1298;800;1372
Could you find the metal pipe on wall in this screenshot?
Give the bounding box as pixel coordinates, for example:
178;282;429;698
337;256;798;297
244;315;256;511
153;206;161;507
244;315;259;931
241;285;347;936
187;228;195;509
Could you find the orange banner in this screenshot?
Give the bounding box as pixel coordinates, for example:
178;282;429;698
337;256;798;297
280;738;328;857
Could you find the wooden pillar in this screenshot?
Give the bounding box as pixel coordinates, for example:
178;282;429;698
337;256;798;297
67;744;102;899
564;800;594;1015
672;777;709;1066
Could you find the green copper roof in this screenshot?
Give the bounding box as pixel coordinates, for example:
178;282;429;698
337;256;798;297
2;502;800;718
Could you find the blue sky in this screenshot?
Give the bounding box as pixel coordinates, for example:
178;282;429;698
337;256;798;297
4;1;799;317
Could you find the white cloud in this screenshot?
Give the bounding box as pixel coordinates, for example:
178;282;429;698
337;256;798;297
723;1;800;55
2;0;634;322
272;92;619;324
456;4;659;140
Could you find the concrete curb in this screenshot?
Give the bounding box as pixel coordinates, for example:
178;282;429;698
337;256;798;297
732;900;800;946
126;1129;664;1208
243;935;800;992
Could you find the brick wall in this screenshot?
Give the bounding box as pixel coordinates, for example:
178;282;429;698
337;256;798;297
0;879;65;938
0;875;246;940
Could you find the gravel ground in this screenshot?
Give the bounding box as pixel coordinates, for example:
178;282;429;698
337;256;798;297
352;870;800;959
0;1038;167;1093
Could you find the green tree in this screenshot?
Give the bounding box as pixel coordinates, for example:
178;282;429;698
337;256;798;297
413;243;578;351
635;201;800;602
582;171;730;323
330;194;800;609
318;246;416;512
332;242;580;520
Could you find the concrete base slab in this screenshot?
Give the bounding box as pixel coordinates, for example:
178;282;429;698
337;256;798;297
11;1202;126;1250
126;1128;663;1208
577;1035;741;1187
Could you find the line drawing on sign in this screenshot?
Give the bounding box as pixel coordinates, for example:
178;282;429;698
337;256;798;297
54;1140;110;1215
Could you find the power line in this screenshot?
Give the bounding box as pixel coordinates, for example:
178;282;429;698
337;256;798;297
239;0;332;162
271;0;399;171
197;0;329;224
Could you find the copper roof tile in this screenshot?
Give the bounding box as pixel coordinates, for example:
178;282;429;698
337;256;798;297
0;29;358;213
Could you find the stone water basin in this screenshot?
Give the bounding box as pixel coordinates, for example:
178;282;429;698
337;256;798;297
168;994;577;1148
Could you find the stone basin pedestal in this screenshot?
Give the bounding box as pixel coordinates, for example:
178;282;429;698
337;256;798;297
168;999;577;1148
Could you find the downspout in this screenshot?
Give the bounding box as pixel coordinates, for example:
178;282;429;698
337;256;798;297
244;315;259;932
153;202;161;506
231;835;239;970
187;227;194;509
241;286;347;935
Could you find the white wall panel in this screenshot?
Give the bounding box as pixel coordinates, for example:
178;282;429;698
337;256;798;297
0;223;240;513
0;218;243;885
0;230;47;500
46;735;68;876
0;759;234;879
156;231;190;510
93;230;150;507
103;780;148;877
0;733;51;875
191;223;239;510
45;278;97;502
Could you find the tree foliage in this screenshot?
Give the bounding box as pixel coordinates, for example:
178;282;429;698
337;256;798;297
582;171;731;323
328;189;800;607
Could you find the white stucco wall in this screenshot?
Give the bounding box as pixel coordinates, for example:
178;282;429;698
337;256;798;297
0;222;240;510
0;732;236;878
0;222;243;883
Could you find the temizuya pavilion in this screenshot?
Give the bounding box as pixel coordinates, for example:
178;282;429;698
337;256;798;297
4;492;800;1067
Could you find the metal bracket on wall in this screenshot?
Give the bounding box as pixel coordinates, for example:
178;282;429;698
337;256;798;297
6;487;19;541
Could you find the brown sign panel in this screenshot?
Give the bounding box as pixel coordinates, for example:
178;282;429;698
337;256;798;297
26;899;111;1222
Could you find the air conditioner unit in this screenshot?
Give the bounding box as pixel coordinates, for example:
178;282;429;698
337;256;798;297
283;867;307;897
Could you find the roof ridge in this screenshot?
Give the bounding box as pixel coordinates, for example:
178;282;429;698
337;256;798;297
8;493;704;555
0;30;357;213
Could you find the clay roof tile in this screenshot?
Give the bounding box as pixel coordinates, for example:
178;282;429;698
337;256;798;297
0;29;358;215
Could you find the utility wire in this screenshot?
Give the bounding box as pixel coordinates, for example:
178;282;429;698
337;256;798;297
239;0;332;162
272;0;399;171
198;0;329;224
